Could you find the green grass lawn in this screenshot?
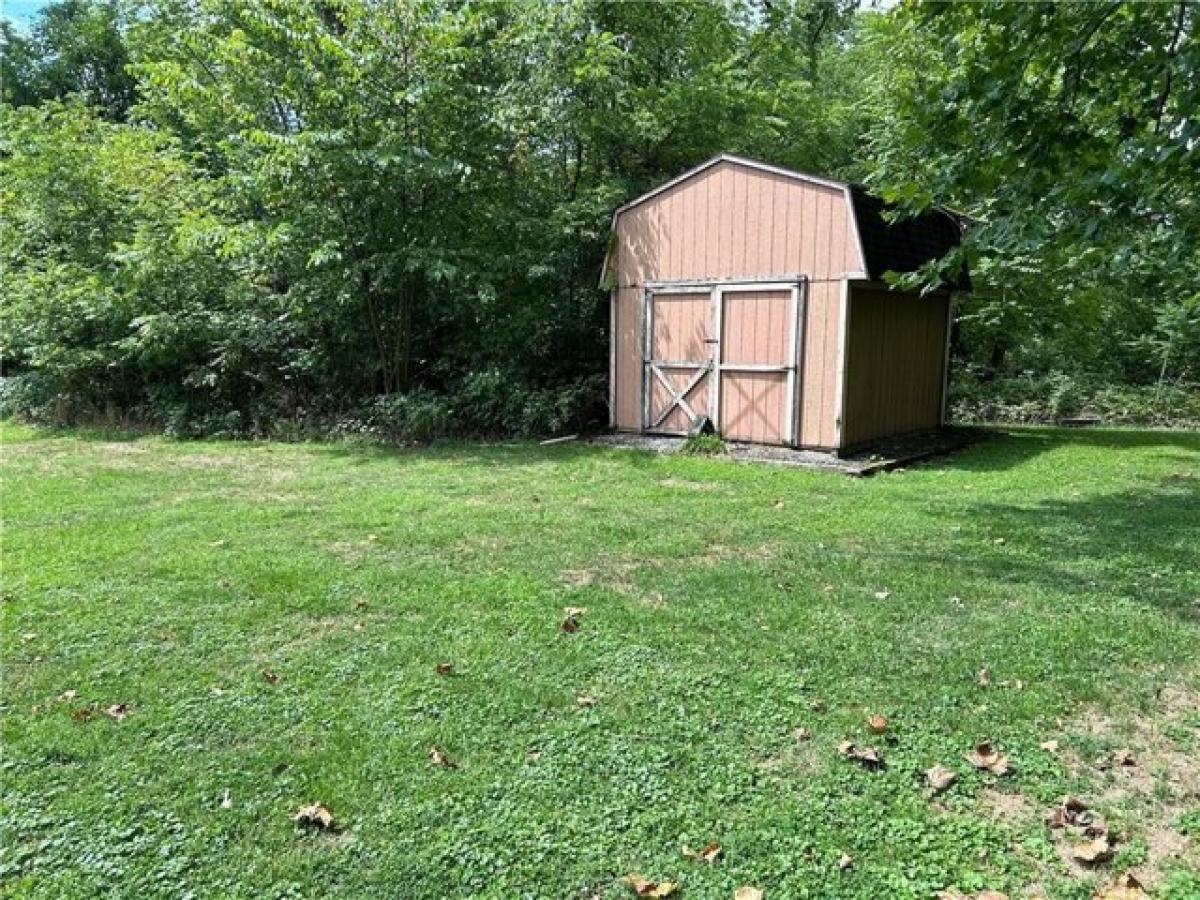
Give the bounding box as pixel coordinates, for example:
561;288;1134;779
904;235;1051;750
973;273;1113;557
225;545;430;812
2;424;1198;899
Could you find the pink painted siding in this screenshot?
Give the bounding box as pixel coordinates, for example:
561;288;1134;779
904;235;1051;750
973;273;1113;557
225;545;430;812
798;279;842;449
610;159;864;448
647;293;713;434
719;290;792;444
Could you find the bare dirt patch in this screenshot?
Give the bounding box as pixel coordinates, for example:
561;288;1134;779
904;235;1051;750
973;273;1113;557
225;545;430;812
658;477;724;491
560;569;596;589
978;788;1037;825
1049;679;1200;887
558;560;661;606
695;542;778;566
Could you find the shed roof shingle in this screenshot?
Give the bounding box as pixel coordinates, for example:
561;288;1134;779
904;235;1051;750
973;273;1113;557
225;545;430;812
848;184;970;291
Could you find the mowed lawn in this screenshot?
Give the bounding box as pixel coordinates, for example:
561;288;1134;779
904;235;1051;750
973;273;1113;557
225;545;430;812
2;424;1198;899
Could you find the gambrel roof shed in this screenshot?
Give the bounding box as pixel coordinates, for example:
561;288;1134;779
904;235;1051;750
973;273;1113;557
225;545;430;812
603;154;966;451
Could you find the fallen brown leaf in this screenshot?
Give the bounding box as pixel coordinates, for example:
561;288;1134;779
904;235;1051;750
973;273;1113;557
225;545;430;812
294;802;334;831
261;670;280;685
966;742;1010;776
1093;873;1147;899
866;714;888;734
623;874;678;897
734;887;763;900
838;741;884;770
105;703;132;722
561;606;588;633
70;707;94;722
682;841;722;863
1047;796;1108;834
926;764;958;792
428;746;457;768
435;663;455;676
1071;835;1114;865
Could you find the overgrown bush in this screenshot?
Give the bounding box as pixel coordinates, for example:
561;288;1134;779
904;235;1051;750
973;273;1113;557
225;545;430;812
950;370;1200;428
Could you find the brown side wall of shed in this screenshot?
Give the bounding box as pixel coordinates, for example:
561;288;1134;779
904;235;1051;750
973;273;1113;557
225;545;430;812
610;160;862;449
841;285;949;448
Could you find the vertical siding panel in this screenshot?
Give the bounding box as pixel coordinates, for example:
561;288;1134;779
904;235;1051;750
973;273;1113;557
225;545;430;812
827;191;848;276
823;278;843;447
766;176;782;274
799;282;821;445
685;176;700;279
619;212;634;286
699;179;712;281
841;286;949;446
823;282;841;447
670;186;684;280
646;199;661;282
814;191;832;284
745;173;762;276
731;168;746;276
664;187;679;280
673;186;686;280
713;167;729;277
688;182;701;279
614;286;642;430
802;188;819;277
790;181;808;275
779;177;794;274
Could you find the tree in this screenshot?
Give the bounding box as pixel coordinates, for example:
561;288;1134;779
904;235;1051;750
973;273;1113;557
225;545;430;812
1;0;137;119
864;1;1200;385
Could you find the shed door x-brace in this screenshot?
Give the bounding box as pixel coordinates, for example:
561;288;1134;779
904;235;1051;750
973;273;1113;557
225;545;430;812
641;279;806;445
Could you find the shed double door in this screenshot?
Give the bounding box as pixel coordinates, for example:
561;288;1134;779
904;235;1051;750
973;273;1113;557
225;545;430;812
643;281;804;445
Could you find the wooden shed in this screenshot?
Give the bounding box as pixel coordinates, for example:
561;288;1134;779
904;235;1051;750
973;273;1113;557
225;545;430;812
602;154;967;452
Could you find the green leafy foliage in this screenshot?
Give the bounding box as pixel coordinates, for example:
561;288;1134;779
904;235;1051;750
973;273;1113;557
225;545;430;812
865;1;1200;396
1;0;1196;434
1;0;872;436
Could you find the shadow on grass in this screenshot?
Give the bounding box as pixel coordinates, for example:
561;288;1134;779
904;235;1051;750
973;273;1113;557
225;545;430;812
2;420;657;468
922;478;1200;623
940;425;1200;472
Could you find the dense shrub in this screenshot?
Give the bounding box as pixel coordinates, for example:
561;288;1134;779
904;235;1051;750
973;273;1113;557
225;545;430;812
950;370;1200;428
